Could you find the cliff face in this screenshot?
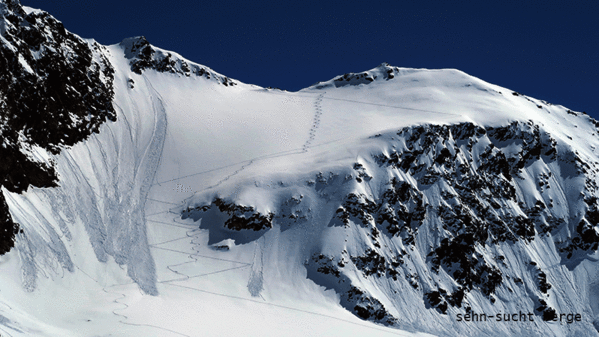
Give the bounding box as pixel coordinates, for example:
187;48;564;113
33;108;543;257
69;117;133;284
0;0;115;254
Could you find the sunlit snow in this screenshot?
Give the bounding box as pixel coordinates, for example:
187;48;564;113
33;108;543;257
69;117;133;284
2;30;599;337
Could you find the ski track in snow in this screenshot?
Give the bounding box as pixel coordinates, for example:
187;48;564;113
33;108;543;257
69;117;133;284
95;74;189;336
89;85;455;335
139;208;413;336
266;89;462;117
103;285;192;337
150;225;252;284
149;89;461;196
201;159;256;193
151;146;306;187
123;88;410;334
98;73;260;336
73;262;190;337
146;91;328;219
162;283;413;336
145;226;412;336
10;31;599;334
118;74;167;293
317;95;461;117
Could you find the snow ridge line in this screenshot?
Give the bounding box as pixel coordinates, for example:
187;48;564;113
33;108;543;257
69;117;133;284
302;92;325;152
268;90;462;117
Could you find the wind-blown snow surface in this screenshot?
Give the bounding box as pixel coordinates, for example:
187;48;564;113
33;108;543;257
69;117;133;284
2;11;599;337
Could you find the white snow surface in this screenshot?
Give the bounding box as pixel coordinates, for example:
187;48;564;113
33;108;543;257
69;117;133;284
2;37;599;337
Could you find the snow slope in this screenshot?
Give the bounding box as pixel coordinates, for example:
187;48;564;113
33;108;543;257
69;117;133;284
2;2;599;336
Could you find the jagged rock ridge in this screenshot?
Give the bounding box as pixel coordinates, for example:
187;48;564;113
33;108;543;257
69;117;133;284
120;36;237;86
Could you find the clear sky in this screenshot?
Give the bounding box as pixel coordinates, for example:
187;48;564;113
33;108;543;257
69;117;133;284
22;0;598;119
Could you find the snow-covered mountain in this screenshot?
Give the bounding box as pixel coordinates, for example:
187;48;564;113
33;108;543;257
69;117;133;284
2;1;599;336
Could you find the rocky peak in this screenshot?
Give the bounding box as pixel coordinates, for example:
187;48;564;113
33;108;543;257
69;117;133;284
119;35;238;86
310;62;402;89
120;35;151;59
0;0;116;254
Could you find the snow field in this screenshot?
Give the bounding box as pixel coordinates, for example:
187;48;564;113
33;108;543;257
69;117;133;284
4;38;599;336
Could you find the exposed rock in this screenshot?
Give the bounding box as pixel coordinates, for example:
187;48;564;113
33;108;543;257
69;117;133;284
120;36;237;86
182;197;273;232
302;120;598;321
0;0;115;254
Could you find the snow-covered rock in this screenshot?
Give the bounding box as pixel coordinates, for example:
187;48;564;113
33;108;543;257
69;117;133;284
1;0;599;336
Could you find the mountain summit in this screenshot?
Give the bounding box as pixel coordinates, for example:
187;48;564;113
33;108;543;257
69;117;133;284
1;1;599;336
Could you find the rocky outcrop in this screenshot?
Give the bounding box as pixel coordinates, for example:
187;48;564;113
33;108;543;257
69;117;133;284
187;120;599;330
120;36;237;86
182;197;274;232
0;0;116;254
311;62;399;89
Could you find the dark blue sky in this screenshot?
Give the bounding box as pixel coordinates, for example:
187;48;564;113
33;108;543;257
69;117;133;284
24;0;598;118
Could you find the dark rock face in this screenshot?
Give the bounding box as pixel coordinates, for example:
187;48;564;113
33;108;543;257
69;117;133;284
305;253;398;325
0;0;115;254
330;63;397;88
345;286;397;325
377;121;568;311
182;197;274;231
305;120;599;320
180;119;599;326
120;36;237;86
561;166;599;257
0;192;19;255
332;177;427;248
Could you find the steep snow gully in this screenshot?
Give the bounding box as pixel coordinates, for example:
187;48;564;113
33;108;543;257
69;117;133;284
96;74;178;334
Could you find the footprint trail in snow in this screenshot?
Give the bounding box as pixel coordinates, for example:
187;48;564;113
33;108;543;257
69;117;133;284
302;92;325;152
